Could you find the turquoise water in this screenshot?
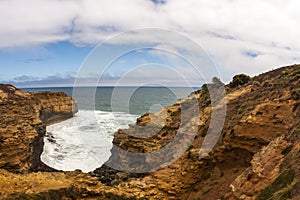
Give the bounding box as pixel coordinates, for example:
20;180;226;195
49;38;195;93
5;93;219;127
23;87;197;172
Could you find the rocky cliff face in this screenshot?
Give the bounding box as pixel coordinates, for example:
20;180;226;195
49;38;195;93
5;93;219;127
0;65;299;200
0;85;78;173
92;65;300;199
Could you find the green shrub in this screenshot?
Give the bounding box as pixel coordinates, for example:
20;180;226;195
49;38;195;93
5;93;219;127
281;145;293;155
201;84;209;95
283;70;290;75
291;68;300;76
170;110;181;117
257;169;296;200
230;74;251;88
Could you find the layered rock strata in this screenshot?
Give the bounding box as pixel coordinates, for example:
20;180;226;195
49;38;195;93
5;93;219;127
0;85;78;173
93;65;300;199
0;65;299;199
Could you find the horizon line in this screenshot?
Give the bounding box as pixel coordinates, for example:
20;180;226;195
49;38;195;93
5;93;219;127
19;85;202;89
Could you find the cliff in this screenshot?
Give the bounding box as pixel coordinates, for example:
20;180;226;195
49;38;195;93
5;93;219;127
0;65;299;199
0;85;78;173
92;65;300;199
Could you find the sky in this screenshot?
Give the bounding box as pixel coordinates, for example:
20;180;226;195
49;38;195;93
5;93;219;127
0;0;300;87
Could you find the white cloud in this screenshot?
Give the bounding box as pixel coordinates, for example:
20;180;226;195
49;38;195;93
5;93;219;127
0;0;78;48
1;0;300;78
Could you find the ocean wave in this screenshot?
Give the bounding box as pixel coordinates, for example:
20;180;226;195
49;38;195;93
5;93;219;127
41;110;138;172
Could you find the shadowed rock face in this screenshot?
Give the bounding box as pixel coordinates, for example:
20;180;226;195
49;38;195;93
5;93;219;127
0;84;78;173
0;65;299;199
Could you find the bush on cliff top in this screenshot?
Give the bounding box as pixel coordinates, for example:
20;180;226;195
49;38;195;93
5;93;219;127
230;74;251;88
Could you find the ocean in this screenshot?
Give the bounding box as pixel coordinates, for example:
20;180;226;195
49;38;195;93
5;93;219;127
23;87;197;172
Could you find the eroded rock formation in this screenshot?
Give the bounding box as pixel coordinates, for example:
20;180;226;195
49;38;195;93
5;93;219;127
0;85;78;173
0;65;299;199
93;65;300;199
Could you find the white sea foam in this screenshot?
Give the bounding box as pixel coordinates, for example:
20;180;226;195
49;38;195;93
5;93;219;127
41;110;138;172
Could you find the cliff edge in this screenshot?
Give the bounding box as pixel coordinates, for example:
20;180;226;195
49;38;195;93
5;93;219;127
0;85;78;173
92;65;300;199
0;65;299;199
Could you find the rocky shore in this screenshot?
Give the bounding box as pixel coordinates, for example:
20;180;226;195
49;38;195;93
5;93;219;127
0;65;299;199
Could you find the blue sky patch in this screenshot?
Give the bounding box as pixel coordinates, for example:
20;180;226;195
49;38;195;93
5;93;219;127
243;51;260;58
151;0;167;5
